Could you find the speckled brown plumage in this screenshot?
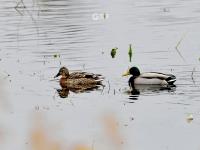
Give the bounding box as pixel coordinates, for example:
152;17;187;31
55;67;104;90
68;72;102;80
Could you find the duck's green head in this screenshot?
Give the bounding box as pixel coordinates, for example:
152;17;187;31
122;66;140;77
54;67;69;78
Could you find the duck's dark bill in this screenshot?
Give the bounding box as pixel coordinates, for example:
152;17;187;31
54;72;60;78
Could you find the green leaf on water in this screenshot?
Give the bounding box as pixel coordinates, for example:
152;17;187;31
128;44;133;62
53;54;60;58
111;47;118;58
186;114;194;123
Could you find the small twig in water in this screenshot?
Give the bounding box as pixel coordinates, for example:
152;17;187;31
14;7;24;16
14;0;26;15
175;33;187;62
82;64;85;70
191;67;196;84
175;32;188;50
52;90;57;100
175;48;186;62
107;80;111;94
100;83;105;94
15;0;40;41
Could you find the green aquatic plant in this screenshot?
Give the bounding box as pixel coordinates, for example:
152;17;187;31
111;47;118;58
53;54;60;58
128;44;133;62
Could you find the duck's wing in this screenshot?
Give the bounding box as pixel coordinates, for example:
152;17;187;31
69;72;103;80
140;72;173;79
63;78;103;90
140;72;176;84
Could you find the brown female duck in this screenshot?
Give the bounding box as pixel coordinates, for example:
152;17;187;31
54;67;104;90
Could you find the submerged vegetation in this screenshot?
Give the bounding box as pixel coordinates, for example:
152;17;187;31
110;47;118;58
128;44;133;62
110;44;133;62
53;54;60;58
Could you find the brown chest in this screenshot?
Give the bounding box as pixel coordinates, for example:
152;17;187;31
60;78;68;87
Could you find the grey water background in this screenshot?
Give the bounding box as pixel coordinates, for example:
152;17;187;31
1;0;200;149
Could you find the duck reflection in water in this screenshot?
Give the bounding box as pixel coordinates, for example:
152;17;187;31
56;86;102;98
128;84;176;101
122;66;176;100
54;67;104;98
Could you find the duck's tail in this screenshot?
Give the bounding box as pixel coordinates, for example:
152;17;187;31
166;75;176;85
96;79;104;85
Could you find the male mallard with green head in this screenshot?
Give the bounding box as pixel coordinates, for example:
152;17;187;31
123;66;176;87
54;67;104;90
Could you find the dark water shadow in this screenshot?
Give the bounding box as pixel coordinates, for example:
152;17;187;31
126;84;176;102
56;85;103;98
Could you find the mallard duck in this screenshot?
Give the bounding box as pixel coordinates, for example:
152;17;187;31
122;67;176;87
54;67;104;90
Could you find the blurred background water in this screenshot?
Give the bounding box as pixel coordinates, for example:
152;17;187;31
1;0;200;150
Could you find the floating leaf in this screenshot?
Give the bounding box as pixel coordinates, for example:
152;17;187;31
111;47;118;58
186;114;194;123
53;54;60;58
128;44;132;62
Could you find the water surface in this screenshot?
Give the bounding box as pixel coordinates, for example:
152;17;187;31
1;0;200;150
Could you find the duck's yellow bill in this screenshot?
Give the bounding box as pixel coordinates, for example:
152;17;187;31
122;70;130;76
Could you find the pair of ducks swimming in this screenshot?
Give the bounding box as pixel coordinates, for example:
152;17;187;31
55;66;176;90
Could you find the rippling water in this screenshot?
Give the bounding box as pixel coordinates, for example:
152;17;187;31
1;0;200;150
